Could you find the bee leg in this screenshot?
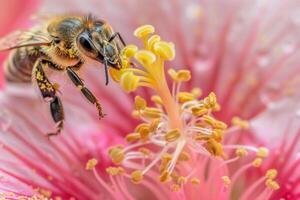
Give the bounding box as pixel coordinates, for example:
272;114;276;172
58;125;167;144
66;67;105;119
34;59;65;137
47;96;64;138
108;32;126;46
104;59;110;85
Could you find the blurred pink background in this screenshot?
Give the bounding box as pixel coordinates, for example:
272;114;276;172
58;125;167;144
0;0;38;88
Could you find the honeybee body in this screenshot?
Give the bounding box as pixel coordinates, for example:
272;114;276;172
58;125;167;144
0;15;125;136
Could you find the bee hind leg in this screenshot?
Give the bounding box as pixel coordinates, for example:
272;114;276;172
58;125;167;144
47;96;64;138
66;67;105;119
34;59;65;137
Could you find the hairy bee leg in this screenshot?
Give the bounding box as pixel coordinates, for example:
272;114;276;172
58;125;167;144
66;67;105;119
34;59;65;137
108;32;126;46
104;59;109;85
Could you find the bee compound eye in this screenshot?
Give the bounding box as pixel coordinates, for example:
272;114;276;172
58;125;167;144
79;36;93;52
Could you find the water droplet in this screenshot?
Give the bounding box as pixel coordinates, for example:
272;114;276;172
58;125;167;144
0;110;12;131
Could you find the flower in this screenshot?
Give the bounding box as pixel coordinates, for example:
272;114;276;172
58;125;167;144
0;0;299;200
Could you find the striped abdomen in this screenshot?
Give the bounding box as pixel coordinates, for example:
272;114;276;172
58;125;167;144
4;47;39;83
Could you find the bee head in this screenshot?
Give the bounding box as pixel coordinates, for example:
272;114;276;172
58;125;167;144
76;18;122;69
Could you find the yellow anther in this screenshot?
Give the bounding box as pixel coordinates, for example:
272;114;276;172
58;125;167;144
135;50;156;66
191;87;202;98
123;45;138;58
202;115;217;127
252;158;263;167
178;151;190;162
170;184;181;192
106;167;120;176
160;171;171;183
168;68;178;80
194;133;210;141
142;107;162;118
135;123;149;132
165;129;181;142
109;68;122;82
177;92;195;103
177;176;187;184
214;121;227;130
204;139;224;157
131;170;143;184
257;147;269;158
135;123;150;141
153;41;175;60
151;95;163;105
203;92;217;108
162;153;173;161
134;25;155;39
190;178;200;185
235;148;248;157
53;83;60;92
109;146;125;164
177;70;191;82
149;118;160;132
266;169;278;180
212;129;224;142
125;133;140;143
191;106;208;116
231;117;249;130
131;110;140;118
85;158;98;170
138;147;151;156
120;71;140;92
222;176;231;186
265;179;280;190
147;34;161;50
135;95;147;110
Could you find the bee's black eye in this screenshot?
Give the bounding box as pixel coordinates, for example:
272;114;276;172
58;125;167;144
78;35;93;52
53;37;60;44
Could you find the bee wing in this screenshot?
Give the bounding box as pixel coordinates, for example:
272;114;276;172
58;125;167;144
0;30;51;52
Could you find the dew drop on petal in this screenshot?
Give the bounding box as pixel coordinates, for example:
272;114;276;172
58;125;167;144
0;110;12;131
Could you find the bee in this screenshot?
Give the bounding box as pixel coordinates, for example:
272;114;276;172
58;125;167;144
0;15;126;137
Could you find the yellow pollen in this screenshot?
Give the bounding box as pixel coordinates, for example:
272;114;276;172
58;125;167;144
177;92;195;103
142;107;162;118
177;176;187;185
191;87;202;98
131;170;143;184
106;167;124;176
149;118;160;132
125;133;140;143
204;139;224;157
222;176;231;186
167;68;191;82
203;92;217;109
134;25;155;39
257;147;269;158
165;129;181;142
192;106;209;116
109;146;125;164
53;83;60;92
135;50;156;66
120;71;140;92
170;184;181;192
135;95;147;110
160;171;171;183
266;169;278;180
235;148;248;157
147;34;161;50
85;158;98;170
252;158;263;167
151;95;163;105
123;45;138;58
190;177;201;185
153;41;175;60
265;179;280;190
231;117;249;130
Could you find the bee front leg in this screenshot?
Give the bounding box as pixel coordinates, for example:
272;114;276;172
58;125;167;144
34;59;64;137
66;67;105;119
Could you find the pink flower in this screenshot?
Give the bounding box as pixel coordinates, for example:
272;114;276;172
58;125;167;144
0;0;299;199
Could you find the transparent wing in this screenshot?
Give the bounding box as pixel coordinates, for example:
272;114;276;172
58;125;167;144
0;30;51;52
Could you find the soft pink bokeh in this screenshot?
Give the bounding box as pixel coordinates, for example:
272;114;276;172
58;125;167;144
0;0;38;88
